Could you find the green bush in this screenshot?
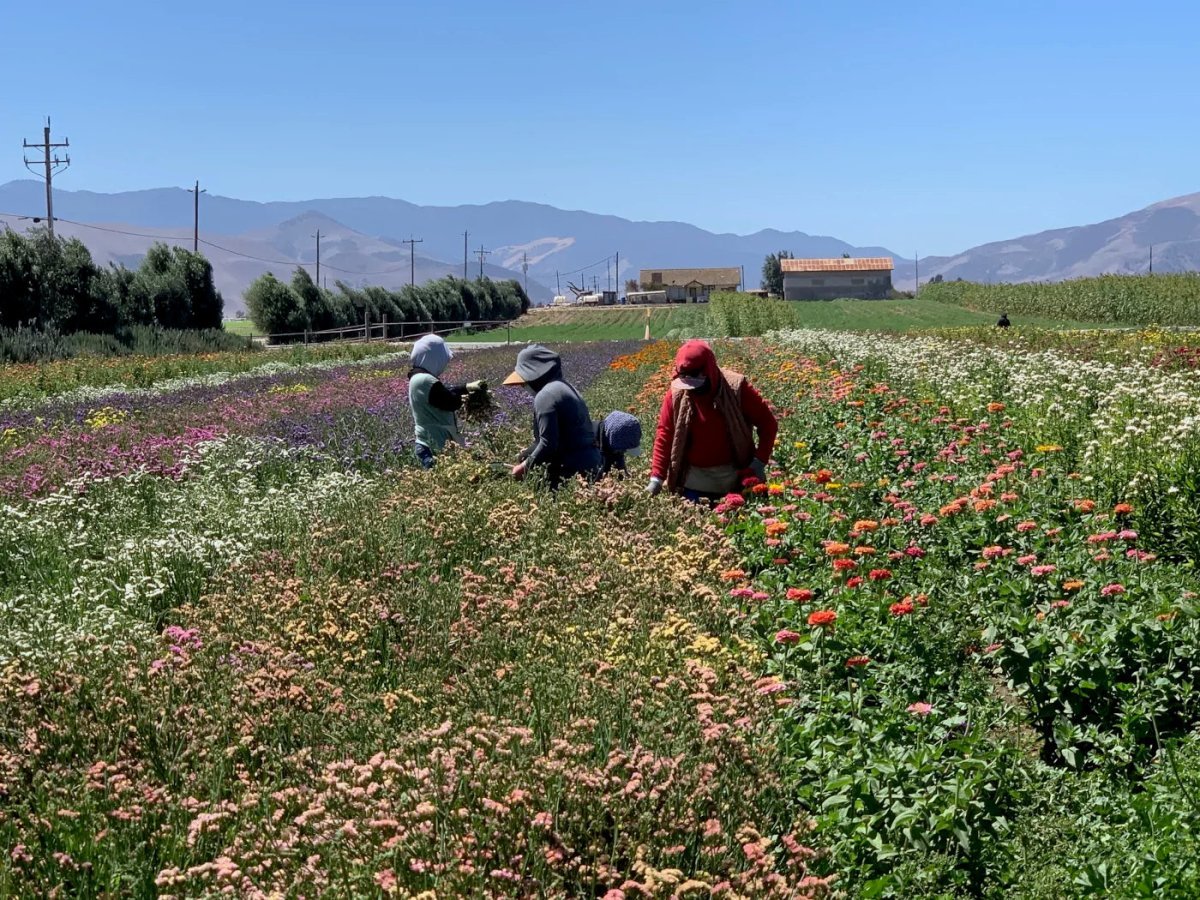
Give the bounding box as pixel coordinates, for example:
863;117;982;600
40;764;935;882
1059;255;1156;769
705;291;799;337
0;325;252;364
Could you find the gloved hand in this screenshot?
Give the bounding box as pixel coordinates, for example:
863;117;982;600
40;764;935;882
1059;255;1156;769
749;458;767;480
466;380;488;393
647;476;663;496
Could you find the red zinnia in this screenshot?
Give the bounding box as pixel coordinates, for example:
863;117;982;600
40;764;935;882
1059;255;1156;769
889;600;914;617
808;609;837;628
845;655;870;668
868;568;893;582
786;588;814;602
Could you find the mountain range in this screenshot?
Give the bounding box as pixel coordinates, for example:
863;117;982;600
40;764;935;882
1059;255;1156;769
2;179;1198;312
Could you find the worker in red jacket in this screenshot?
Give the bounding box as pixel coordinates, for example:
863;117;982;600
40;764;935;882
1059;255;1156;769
647;340;778;503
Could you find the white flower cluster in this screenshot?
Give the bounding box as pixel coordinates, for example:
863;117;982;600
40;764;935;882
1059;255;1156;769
0;436;378;667
770;328;1200;496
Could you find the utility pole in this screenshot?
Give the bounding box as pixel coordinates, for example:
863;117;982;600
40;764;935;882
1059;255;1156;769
522;251;529;295
615;252;619;297
1150;245;1154;275
607;257;612;292
476;245;489;279
463;231;469;280
402;235;423;287
188;180;206;252
556;270;561;296
914;252;920;296
22;118;70;239
313;229;321;285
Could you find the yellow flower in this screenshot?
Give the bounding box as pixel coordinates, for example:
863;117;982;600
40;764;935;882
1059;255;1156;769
793;441;808;449
1036;444;1064;453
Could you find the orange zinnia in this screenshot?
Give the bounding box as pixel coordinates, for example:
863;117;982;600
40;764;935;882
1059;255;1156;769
853;520;879;533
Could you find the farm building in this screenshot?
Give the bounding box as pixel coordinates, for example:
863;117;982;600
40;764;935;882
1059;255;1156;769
781;257;894;300
637;267;741;303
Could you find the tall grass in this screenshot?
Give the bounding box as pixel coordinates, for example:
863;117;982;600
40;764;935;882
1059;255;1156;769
0;325;254;364
703;292;799;336
922;274;1200;326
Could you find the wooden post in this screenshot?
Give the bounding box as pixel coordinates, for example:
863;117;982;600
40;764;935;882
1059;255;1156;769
364;311;370;342
644;307;651;341
382;313;388;342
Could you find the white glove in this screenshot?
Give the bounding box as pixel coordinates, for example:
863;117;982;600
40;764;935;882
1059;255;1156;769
647;477;664;496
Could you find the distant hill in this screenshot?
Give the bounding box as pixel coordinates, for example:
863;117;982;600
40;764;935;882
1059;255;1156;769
6;180;1199;310
0;180;897;312
894;193;1200;289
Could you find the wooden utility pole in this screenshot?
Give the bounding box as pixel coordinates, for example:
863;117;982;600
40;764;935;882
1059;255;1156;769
313;230;321;284
475;245;489;279
22;118;70;238
188;180;206;252
1150;245;1154;274
616;251;619;298
463;231;469;280
914;252;920;296
522;251;529;295
402;235;423;286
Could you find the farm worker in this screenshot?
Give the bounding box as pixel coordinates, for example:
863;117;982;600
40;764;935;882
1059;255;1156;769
504;344;601;488
996;311;1011;328
647;340;778;503
407;334;486;469
595;410;643;478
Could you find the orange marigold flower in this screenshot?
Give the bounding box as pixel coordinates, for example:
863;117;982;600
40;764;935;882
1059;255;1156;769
853;546;877;556
720;569;747;581
973;499;998;513
808;609;837;627
987;402;1006;413
1062;580;1085;592
823;541;851;557
765;522;789;536
853;520;880;533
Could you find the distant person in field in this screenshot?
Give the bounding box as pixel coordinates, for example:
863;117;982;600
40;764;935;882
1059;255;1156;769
647;340;778;503
595;410;643;478
997;312;1011;328
504;344;601;488
407;334;486;469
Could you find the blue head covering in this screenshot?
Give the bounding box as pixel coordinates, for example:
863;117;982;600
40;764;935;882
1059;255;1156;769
602;411;642;454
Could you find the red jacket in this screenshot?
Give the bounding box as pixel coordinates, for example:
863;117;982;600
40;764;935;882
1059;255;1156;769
650;341;777;480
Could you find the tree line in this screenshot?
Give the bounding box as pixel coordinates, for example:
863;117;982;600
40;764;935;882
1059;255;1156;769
0;228;223;333
244;268;531;337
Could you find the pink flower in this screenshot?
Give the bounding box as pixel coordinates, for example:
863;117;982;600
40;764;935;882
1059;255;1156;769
1118;529;1138;541
1030;564;1057;577
982;545;1005;560
375;869;398;892
1016;521;1037;532
774;629;802;645
1017;554;1037;566
907;702;933;716
919;514;939;526
1100;583;1126;597
905;545;927;558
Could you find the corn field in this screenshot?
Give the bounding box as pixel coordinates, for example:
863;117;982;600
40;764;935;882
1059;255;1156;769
922;274;1200;326
705;291;799;336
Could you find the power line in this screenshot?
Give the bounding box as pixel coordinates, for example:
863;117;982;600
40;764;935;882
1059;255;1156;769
22;118;70;239
401;235;423;287
476;245;490;279
188;180;206;252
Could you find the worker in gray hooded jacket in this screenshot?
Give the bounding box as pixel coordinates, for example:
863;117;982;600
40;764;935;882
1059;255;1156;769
407;334;485;468
503;344;601;488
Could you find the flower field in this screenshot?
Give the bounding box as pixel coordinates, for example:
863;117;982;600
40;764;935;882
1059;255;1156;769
3;329;1200;897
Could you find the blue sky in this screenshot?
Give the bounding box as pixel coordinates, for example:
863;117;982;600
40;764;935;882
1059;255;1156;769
1;0;1197;255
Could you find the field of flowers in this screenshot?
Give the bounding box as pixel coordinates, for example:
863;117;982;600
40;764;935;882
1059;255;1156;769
4;327;1200;897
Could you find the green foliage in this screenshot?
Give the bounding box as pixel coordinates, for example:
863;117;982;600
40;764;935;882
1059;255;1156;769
761;250;792;296
244;269;531;341
0;229;225;344
0;325;251;364
705;291;799;337
923;275;1200;326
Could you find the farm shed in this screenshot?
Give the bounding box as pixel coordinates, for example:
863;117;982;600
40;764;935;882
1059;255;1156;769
637;267;741;303
782;257;894;300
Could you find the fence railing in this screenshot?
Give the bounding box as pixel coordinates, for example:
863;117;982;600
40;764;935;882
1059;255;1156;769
239;317;519;346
